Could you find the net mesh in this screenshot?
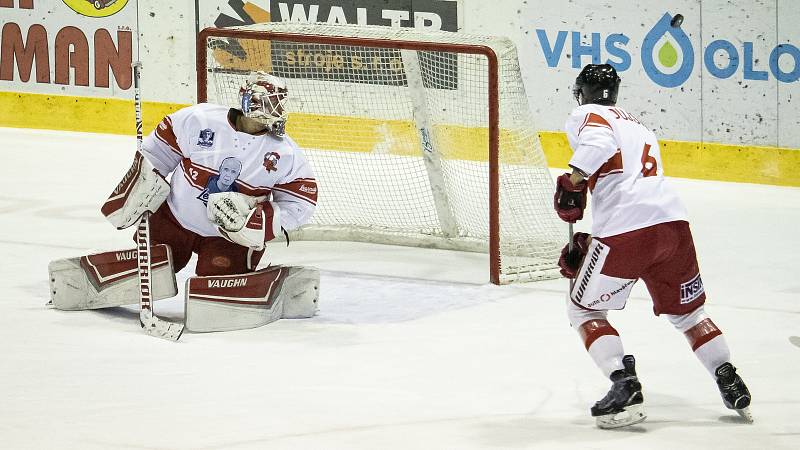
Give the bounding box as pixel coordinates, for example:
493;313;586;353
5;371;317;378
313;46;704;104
201;22;565;283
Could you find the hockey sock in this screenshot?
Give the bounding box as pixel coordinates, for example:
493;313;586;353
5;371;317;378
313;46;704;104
686;320;731;376
579;319;625;378
667;307;732;377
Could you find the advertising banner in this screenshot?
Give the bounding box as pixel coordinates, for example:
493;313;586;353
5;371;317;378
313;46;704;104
197;0;458;32
1;0;797;185
522;0;799;147
196;1;459;88
0;0;137;97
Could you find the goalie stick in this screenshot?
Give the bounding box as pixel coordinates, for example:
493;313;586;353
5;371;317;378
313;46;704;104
132;61;184;341
136;211;183;340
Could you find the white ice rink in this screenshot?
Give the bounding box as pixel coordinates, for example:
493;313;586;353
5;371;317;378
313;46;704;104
1;127;798;450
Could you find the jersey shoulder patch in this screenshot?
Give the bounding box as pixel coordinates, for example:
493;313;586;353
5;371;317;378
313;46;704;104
578;112;613;135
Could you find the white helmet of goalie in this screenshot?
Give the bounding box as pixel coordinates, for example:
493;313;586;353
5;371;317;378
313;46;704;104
239;71;289;136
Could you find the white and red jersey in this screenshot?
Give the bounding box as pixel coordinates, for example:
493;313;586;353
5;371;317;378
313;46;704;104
141;103;317;238
565;104;687;238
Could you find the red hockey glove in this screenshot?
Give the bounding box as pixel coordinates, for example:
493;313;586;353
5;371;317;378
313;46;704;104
553;173;588;223
558;232;591;279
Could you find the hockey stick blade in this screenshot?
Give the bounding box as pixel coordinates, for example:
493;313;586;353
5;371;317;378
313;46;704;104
140;309;184;341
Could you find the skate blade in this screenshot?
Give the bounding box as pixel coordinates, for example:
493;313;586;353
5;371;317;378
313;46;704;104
735;407;754;424
596;404;647;429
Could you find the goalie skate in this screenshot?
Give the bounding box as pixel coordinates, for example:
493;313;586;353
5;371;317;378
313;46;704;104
591;355;647;429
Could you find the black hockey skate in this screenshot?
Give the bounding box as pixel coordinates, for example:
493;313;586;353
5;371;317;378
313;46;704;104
591;355;646;429
715;362;753;423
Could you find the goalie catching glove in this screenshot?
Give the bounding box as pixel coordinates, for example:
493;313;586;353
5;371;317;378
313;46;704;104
207;192;282;251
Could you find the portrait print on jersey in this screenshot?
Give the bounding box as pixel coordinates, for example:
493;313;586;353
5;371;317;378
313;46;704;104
197;157;242;205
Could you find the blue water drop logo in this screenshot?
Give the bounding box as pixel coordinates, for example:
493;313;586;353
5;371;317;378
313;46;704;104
641;13;695;87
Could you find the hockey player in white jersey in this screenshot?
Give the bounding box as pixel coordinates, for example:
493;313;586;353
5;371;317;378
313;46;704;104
120;71;318;276
553;64;751;428
47;72;321;331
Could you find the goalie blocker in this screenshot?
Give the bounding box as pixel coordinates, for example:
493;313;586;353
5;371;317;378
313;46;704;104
101;151;170;230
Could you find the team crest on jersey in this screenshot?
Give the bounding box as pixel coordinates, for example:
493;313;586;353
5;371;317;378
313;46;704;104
197;129;215;148
263;152;280;172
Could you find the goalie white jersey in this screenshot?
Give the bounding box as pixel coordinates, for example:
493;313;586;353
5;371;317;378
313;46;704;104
565;104;687;238
141;103;317;238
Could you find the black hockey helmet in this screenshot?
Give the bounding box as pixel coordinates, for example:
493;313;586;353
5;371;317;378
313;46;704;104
573;64;621;106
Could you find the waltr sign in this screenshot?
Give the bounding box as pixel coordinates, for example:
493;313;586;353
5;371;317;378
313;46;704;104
203;0;458;32
201;0;460;88
268;0;457;31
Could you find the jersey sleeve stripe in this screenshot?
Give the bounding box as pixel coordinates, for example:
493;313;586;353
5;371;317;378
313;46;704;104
272;180;318;205
155;117;182;156
155;134;183;157
272;187;317;205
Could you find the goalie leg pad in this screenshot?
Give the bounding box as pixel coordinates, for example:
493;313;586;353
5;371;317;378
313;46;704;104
184;265;319;332
48;245;177;310
278;266;320;319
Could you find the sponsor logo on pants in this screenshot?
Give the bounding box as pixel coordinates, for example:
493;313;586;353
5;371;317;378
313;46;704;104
586;279;636;309
680;273;704;304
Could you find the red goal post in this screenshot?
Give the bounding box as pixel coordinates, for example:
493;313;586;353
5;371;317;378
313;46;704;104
196;22;564;284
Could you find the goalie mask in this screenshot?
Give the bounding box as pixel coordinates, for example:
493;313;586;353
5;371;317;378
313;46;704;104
573;64;621;106
239;71;289;136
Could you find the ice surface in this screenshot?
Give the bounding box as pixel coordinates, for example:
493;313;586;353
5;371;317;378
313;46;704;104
1;128;798;449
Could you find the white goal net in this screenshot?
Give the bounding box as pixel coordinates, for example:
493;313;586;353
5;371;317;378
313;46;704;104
198;22;565;284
